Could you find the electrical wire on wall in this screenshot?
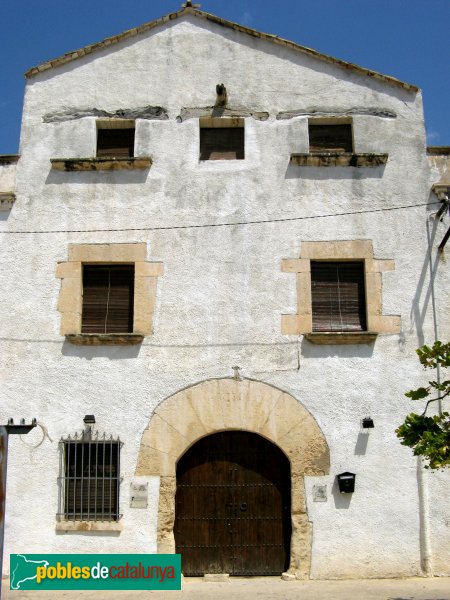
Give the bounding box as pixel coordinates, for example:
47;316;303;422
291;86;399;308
19;421;53;449
0;201;439;236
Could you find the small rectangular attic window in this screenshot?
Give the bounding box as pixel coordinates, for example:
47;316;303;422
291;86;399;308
308;122;353;153
97;120;135;158
200;117;244;161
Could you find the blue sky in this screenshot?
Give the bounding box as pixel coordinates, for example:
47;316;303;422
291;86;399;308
1;0;449;153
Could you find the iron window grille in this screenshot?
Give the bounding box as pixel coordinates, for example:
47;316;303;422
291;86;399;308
58;430;123;522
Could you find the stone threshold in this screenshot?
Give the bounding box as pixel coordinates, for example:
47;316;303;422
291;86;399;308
290;153;388;167
56;520;123;533
202;573;297;582
203;574;230;582
65;333;144;345
51;157;152;171
304;332;378;344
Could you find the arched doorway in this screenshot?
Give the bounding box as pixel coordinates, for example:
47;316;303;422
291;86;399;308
136;378;330;579
174;431;291;576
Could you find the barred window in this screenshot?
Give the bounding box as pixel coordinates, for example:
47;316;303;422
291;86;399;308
58;431;123;521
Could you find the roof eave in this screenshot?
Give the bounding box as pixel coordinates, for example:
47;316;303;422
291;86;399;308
24;7;186;78
24;7;419;92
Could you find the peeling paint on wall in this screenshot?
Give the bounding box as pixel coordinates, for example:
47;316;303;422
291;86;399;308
43;106;168;123
277;108;397;120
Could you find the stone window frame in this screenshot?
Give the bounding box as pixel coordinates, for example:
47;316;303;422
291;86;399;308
56;243;163;345
281;240;400;344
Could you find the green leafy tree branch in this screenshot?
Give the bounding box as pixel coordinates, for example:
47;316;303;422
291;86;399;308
396;341;450;469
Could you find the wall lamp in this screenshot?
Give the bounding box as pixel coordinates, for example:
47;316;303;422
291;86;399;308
83;415;96;424
362;417;374;429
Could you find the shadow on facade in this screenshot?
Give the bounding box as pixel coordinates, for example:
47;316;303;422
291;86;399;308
332;477;352;509
285;163;387;180
301;338;375;359
410;199;441;347
45;169;150;186
61;341;142;360
354;432;369;456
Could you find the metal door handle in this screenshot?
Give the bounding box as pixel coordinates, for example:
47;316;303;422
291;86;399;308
240;502;247;512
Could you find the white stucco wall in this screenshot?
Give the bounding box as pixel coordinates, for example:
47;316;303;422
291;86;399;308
0;160;17;229
0;162;16;193
1;14;450;580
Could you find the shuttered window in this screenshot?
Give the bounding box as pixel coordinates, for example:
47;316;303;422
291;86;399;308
97;128;135;157
200;127;245;160
311;262;366;332
82;265;134;334
308;124;353;152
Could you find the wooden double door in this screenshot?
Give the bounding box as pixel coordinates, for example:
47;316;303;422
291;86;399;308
174;431;291;576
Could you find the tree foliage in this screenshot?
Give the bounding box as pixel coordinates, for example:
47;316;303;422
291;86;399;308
396;341;450;469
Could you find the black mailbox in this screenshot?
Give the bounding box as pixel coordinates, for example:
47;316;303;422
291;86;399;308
337;472;356;494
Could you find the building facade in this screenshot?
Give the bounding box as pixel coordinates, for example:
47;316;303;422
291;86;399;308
1;4;450;580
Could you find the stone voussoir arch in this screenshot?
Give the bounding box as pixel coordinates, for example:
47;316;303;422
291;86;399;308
136;377;330;579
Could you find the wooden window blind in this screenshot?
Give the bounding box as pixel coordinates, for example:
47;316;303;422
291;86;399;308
200;127;245;160
82;265;134;334
308;124;353;152
96;129;135;158
311;262;366;332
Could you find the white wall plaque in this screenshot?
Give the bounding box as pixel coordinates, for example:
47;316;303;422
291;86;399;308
130;482;148;508
313;485;327;502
